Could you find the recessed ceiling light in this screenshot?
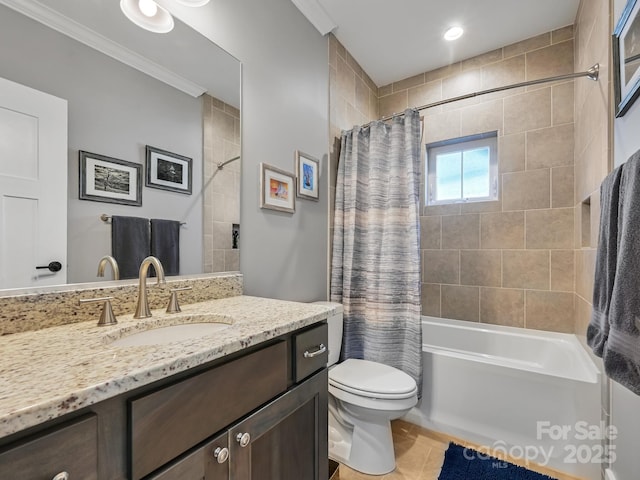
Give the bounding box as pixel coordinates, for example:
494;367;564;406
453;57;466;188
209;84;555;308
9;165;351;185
444;26;464;41
120;0;174;33
175;0;211;6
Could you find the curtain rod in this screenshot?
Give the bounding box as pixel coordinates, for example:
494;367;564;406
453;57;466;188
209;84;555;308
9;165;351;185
363;63;599;128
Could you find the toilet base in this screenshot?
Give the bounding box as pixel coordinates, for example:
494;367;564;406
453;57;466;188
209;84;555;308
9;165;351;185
328;400;397;475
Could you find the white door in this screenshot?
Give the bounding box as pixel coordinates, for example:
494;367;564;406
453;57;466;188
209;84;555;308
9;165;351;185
0;76;67;289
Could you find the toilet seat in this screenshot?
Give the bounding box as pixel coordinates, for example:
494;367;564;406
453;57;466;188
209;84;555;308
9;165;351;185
329;358;418;400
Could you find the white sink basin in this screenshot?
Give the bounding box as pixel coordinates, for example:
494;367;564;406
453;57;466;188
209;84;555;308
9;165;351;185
109;319;232;347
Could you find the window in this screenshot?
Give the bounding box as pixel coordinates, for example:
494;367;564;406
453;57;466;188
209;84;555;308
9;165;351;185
426;131;498;205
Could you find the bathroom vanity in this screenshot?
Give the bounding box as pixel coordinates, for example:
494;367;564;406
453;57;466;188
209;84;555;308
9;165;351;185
0;295;332;479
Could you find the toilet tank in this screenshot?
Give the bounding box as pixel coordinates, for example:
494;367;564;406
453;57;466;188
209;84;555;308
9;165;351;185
312;301;343;366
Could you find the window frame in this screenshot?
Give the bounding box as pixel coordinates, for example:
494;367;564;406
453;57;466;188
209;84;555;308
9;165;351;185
425;131;499;206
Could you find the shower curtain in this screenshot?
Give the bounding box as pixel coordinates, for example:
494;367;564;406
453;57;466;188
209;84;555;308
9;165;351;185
330;108;422;391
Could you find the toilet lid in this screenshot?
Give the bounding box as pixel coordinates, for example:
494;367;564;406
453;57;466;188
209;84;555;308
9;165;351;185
329;358;417;399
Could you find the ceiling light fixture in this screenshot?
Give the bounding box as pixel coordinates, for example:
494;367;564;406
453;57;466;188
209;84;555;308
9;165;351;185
174;0;211;6
120;0;175;33
444;26;464;41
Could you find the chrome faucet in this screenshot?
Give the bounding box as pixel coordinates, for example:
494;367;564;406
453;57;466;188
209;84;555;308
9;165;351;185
97;255;120;280
134;256;166;319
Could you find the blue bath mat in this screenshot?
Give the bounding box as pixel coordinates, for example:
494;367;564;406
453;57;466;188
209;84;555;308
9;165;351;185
438;443;557;480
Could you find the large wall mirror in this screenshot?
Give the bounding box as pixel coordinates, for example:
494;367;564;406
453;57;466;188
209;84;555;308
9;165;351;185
0;0;241;291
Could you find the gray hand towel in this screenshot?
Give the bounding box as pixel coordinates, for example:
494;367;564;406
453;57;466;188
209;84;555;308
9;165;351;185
111;216;150;280
603;151;640;395
587;165;623;357
150;219;180;276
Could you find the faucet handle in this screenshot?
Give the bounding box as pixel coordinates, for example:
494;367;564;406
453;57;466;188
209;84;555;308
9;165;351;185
78;296;118;326
166;286;192;314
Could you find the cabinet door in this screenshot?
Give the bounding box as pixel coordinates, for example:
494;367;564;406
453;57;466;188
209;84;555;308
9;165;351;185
229;369;328;480
149;432;229;480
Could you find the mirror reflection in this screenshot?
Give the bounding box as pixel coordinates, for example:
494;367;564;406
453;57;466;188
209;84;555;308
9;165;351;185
0;0;241;290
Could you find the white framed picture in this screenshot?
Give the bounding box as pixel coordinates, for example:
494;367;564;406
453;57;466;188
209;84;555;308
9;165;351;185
260;162;295;213
295;150;319;200
79;150;142;206
145;145;192;195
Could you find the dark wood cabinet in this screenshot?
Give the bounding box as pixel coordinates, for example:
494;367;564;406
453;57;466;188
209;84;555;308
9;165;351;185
0;322;328;480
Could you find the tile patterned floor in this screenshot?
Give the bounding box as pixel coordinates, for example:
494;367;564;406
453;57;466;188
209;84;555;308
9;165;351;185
333;420;583;480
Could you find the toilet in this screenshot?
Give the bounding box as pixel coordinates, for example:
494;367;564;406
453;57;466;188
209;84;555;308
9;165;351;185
315;302;418;475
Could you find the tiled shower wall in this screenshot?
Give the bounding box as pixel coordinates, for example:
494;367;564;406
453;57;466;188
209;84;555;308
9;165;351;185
203;94;241;273
328;34;379;289
378;28;577;333
573;0;611;339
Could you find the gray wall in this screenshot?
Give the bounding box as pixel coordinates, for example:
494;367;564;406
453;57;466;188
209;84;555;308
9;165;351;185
0;6;204;283
608;1;640;479
159;0;329;301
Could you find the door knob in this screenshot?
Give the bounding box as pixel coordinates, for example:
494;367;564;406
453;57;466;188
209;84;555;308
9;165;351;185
213;446;229;464
36;261;62;272
236;432;251;447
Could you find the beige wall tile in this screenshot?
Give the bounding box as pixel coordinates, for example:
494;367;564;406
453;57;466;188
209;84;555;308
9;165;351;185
575;294;592;337
441;285;480;321
425;63;461;82
423;203;461;216
442;69;482;99
526;208;574;249
526;290;574;333
379;91;408;117
423;250;459;284
499;133;526;173
336;56;356;106
481;55;525;89
504;88;552;135
552;166;575;208
552;25;574;44
575;248;596;301
354;76;370;117
441;214;480;249
393;73;425;92
424;109;461;144
527;124;574;169
408;81;442;108
460;200;502;214
480;211;525;249
421;283;441;317
460;99;503;137
550;250;575;292
589;189;601;248
503;169;550;211
224;249;239;271
460;250;502;287
552;82;575;125
526;40;574;81
503;250;550;289
378;84;392;97
480;288;525;327
461;49;503;71
504;32;551;58
420;216;441;249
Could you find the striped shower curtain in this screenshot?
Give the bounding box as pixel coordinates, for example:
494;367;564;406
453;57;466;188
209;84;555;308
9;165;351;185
330;108;422;391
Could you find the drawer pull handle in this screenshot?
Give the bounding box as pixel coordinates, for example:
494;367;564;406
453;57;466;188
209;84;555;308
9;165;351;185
214;446;229;463
236;432;251;447
303;344;327;358
52;473;70;480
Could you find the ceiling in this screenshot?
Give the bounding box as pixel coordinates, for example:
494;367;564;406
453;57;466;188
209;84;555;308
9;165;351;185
298;0;581;87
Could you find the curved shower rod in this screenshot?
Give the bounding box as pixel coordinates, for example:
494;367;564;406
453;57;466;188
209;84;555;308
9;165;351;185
217;155;240;170
365;63;600;127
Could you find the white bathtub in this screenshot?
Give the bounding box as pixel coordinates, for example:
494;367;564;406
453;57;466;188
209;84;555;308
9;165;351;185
404;316;601;479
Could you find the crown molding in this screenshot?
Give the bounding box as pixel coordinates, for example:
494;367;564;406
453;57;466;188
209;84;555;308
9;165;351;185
291;0;336;36
0;0;206;97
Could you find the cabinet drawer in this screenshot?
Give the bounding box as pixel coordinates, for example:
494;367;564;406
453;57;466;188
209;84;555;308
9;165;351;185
149;432;228;480
130;341;288;480
293;323;328;383
0;414;97;480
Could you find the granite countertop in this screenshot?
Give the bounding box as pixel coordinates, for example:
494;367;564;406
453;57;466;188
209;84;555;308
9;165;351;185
0;295;335;438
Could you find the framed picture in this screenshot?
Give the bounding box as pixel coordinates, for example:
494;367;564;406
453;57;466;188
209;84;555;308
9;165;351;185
79;151;142;206
145;145;192;194
295;150;319;201
614;0;640;117
260;163;295;213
